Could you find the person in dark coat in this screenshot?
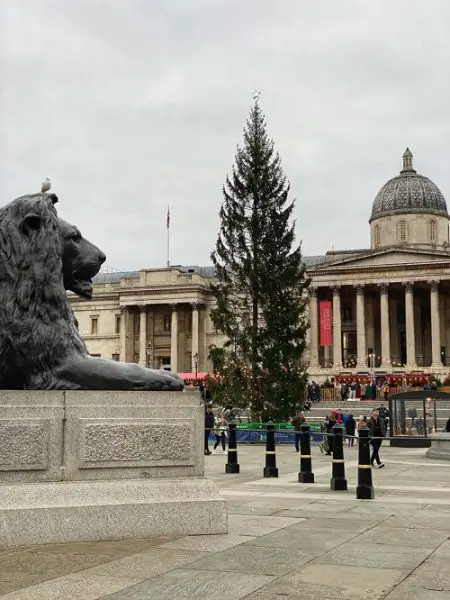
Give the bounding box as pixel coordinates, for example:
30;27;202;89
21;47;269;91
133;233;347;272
368;410;386;468
445;417;450;432
345;414;356;446
204;404;215;455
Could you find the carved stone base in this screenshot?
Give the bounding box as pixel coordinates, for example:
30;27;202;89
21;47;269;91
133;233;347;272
0;390;227;546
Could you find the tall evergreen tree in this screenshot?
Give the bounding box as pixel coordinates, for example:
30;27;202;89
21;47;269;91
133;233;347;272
210;96;310;419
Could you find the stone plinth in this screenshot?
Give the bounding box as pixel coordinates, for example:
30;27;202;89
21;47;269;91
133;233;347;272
0;390;227;547
426;432;450;461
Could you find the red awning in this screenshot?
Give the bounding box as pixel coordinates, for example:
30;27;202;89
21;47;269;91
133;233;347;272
178;372;209;380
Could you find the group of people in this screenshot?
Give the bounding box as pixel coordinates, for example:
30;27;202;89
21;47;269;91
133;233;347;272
204;404;233;455
292;404;389;468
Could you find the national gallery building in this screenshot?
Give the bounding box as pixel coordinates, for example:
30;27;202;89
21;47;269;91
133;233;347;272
69;149;450;380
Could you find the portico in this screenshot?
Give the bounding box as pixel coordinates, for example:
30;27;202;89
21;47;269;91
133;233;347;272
116;301;206;372
308;273;448;374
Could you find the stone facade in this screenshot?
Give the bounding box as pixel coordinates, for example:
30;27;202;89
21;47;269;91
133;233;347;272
68;149;450;381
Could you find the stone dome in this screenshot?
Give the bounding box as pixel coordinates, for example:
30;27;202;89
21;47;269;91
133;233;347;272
369;149;448;223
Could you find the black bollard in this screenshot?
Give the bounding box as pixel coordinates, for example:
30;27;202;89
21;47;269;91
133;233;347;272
225;420;240;474
298;422;314;483
263;421;279;478
330;423;348;491
356;425;374;499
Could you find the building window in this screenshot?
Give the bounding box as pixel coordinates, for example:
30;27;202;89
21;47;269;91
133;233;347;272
163;314;171;332
374;224;381;248
115;316;121;334
90;317;98;335
430;220;436;243
112;353;120;361
399;220;407;243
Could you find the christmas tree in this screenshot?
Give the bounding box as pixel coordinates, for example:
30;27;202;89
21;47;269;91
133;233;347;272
210;94;310;419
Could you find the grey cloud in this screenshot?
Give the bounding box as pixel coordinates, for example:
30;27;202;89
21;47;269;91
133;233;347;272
0;0;449;269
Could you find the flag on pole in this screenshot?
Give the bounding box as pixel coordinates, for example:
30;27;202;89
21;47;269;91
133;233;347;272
166;205;170;229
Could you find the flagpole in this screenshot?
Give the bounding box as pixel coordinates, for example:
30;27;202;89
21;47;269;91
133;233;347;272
166;205;170;268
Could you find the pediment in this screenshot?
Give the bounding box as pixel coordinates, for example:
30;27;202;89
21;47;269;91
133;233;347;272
309;247;450;271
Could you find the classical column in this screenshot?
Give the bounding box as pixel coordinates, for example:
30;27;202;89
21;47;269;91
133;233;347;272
332;285;342;369
379;283;391;369
191;303;199;372
404;281;416;369
170;304;178;373
429;280;442;368
355;285;366;368
119;306;127;362
309;287;319;368
138;305;147;366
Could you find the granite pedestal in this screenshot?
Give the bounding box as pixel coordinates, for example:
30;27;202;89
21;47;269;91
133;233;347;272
425;431;450;460
0;390;227;547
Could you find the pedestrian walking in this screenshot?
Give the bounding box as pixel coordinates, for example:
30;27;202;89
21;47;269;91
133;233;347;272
291;410;306;452
368;410;386;468
204;404;215;455
213;412;227;454
345;413;356;446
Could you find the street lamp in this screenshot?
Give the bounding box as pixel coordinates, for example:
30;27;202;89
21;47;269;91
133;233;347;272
193;353;199;378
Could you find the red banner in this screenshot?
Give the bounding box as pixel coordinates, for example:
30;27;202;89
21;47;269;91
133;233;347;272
319;301;332;346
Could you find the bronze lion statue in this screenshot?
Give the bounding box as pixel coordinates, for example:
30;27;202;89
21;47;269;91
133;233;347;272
0;193;183;391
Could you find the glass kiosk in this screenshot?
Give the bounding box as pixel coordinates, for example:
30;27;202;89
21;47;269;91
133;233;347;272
388;391;450;447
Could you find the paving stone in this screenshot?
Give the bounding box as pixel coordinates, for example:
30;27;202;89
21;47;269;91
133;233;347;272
160;533;255;552
0;551;115;591
26;537;173;556
405;559;450;591
227;505;279;516
384;583;450;599
312;542;436;570
271;508;360;519
357;526;449;548
380;515;450;532
183;544;314;575
431;540;450;562
72;548;209;580
0;574;142;600
101;568;275;600
290;516;380;533
244;564;404;600
242;526;357;552
228;514;301;536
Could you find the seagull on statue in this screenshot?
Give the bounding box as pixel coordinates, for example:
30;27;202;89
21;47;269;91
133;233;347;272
41;178;51;193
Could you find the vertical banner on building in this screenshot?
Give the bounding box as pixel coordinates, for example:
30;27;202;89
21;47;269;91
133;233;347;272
319;301;332;346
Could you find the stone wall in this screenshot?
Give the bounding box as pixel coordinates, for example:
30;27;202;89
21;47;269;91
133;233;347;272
0;390;204;483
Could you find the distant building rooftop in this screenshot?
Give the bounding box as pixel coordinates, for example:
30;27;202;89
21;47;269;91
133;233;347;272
93;257;328;284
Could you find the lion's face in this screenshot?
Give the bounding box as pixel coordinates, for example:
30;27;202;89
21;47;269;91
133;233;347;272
59;219;106;299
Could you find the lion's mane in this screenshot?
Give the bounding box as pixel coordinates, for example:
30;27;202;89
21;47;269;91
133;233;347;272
0;193;87;389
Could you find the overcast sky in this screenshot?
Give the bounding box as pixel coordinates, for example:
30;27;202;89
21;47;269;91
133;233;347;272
1;0;449;271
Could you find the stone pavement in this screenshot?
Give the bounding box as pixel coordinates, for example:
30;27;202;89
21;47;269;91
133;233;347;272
1;443;450;599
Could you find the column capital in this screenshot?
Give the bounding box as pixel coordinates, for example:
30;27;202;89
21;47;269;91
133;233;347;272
170;303;179;311
191;302;200;310
309;286;318;297
119;306;128;314
139;305;147;314
377;282;389;294
428;280;440;292
354;284;365;296
403;281;414;293
332;284;341;297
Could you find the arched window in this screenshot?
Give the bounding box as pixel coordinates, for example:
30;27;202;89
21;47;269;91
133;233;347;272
374;224;381;248
429;219;436;243
399;220;407;243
